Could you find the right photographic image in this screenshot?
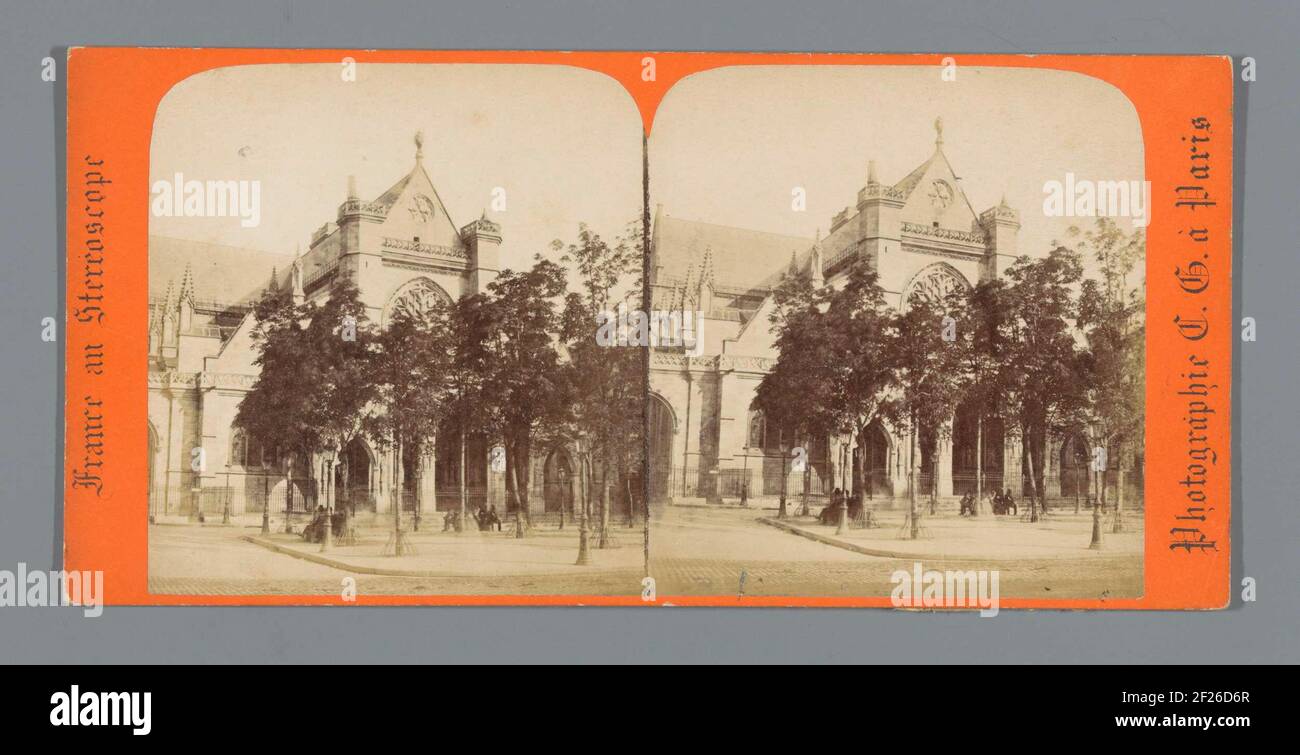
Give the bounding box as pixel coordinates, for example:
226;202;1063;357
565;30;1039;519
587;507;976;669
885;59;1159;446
646;65;1147;601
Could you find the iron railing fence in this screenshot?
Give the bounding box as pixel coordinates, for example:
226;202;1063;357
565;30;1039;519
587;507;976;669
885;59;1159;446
648;465;1144;507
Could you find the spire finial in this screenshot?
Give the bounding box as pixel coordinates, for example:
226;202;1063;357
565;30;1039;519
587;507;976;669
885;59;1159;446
414;130;424;163
934;117;944;147
179;262;194;304
867;159;878;185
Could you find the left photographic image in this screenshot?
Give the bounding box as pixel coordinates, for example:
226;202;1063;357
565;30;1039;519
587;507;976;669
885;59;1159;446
144;63;647;597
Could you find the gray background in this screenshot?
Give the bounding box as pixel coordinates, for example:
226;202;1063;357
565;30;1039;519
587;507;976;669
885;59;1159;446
1;0;1294;664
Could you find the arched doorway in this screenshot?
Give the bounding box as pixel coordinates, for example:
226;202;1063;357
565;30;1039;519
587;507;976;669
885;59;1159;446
336;437;373;513
858;419;891;498
433;423;490;512
647;393;675;503
543;449;574;513
1059;432;1091;500
952;402;1005;496
147;422;159;520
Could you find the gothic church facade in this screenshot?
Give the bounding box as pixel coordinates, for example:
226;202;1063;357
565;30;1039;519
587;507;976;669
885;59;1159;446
648;120;1119;506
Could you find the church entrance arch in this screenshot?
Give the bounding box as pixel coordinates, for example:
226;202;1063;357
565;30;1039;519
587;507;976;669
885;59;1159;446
336;437;374;513
647;393;675;503
1059;431;1091;500
543;448;574;514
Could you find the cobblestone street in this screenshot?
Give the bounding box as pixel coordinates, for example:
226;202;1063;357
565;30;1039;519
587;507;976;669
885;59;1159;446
149;502;1142;601
648;505;1143;600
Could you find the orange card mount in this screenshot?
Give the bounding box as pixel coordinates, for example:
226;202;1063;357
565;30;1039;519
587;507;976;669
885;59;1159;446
65;50;1232;608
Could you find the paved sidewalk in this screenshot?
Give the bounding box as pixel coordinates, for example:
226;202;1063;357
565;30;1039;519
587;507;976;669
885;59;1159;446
246;524;644;578
759;507;1143;561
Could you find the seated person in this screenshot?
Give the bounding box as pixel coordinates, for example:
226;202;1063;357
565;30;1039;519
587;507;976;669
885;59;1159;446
300;505;322;540
485;506;503;532
819;489;845;525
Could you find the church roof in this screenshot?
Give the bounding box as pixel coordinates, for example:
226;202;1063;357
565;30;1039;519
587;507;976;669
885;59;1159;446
893;152;941;198
372;171;416;211
149;235;293;309
651;213;813;294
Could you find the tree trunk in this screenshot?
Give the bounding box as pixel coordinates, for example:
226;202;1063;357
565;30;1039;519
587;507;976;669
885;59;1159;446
321;452;334;552
855;424;868;500
1089;465;1103;549
391;435;406;555
458;426;467;533
337;449;350;544
517;440;532;531
625;474;635;528
909;418;919;540
1023;429;1040;523
975;414;983;506
507;443;525;539
282;457;293;534
1113;442;1125;533
930;453;939;516
778;449;789;519
598;455;611;548
421;434;436;532
575;452;591;566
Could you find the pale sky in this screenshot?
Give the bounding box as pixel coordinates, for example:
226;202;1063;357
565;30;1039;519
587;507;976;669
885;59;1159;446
149;64;643;271
649;65;1146;275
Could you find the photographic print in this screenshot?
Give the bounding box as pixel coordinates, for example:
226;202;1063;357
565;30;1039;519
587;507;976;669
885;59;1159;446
140;63;646;597
646;65;1149;603
65;50;1231;608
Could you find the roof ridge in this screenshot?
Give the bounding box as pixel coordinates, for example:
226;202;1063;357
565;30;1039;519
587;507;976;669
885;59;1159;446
659;214;813;244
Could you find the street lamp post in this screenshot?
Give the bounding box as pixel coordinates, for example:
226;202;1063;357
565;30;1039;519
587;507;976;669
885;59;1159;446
222;463;233;525
575;432;591;566
282;457;294;535
740;446;750;507
1089;467;1103;550
777;443;789;519
261;467;270;535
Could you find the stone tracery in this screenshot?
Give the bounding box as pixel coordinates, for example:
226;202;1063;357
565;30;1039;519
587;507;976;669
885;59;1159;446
384;277;453;326
904;262;971;308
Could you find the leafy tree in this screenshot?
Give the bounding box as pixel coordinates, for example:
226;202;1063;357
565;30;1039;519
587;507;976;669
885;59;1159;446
1072;219;1145;535
950;279;1011;506
559;222;644;551
445;292;494;531
236;278;375;547
480;258;570;538
998;247;1089;520
757;257;900;525
235;282;314;534
826;260;897;509
365;300;453;553
297;278;377;546
754;265;842;519
880;293;963;538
